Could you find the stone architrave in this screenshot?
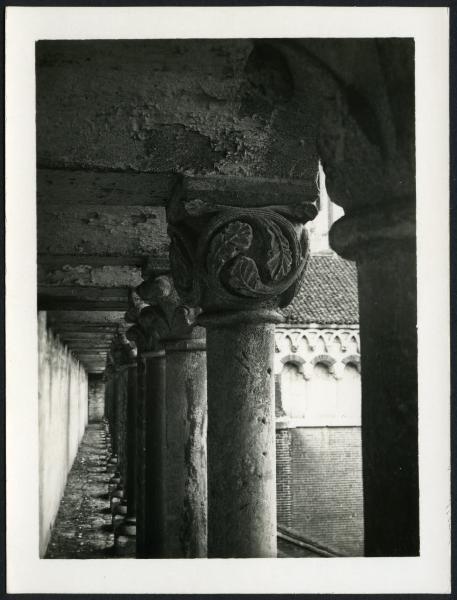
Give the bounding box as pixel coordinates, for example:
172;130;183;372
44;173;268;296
136;274;207;559
318;45;418;557
167;186;317;558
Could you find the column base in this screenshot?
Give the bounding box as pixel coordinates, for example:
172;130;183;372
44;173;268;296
112;502;128;530
108;475;121;494
114;523;136;558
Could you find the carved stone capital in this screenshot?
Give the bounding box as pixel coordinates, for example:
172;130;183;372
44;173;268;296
167;189;317;319
104;354;117;381
125;275;203;353
124;288;163;354
110;329;137;367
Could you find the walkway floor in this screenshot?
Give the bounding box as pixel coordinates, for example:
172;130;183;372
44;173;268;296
46;421;325;559
45;422;116;559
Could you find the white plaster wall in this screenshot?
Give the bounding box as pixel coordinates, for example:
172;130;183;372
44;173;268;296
38;311;88;557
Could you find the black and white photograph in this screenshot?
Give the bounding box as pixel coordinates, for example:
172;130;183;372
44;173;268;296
5;5;451;595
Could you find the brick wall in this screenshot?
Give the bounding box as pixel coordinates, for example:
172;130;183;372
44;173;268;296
276;428;292;527
276;426;364;556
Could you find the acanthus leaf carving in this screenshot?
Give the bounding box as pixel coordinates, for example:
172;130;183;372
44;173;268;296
228;256;262;296
167;184;317;314
266;221;292;281
210;220;253;275
168;225;199;306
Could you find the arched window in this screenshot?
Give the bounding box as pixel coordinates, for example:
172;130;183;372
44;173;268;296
279;354;361;426
306;361;337;422
281;361;306;418
337;361;361;423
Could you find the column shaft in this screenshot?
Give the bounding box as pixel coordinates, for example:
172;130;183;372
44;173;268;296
136;351;166;558
163;338;207;558
206;322;277;558
126;363;137;517
116;367;128;484
135;356;146;555
111;374;119;456
357;245;418;556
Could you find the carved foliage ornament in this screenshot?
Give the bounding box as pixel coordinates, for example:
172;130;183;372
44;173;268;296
125;277;201;353
168;201;312;312
110;330;137;365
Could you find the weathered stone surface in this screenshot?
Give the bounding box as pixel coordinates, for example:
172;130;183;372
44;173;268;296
38;287;129;311
38;168;176;206
59;334;114;346
206;323;277;558
38;264;142;288
36;39;326;181
173;174;317;208
167;186;315;313
165;163;317;559
47;310;126;325
126;275;207;558
163;340;207;558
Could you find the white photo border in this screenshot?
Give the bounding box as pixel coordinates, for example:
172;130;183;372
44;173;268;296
5;5;451;594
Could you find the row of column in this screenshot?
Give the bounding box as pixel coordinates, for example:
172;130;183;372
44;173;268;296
103;177;418;558
104;313;208;558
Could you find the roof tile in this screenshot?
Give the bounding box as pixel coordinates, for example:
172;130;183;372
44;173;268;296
281;254;359;325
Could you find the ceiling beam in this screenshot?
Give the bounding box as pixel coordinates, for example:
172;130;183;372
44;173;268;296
38;204;168;258
47;310;126;325
38;264;142;288
38;287;130;311
38;168;176;207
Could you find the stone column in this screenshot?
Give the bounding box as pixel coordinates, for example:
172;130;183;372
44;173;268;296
103;362;117;474
330;206;418;556
108;333;137;545
318;56;418;556
113;359;138;556
163;334;207;558
167;189;317;557
203;314;279;557
137;275;208;558
125;292;167;558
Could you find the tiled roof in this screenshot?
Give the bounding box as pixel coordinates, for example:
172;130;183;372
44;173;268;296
281;253;359;326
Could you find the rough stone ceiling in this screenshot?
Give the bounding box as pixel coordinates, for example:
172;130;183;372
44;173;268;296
36;38;414;372
37;39;328;372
